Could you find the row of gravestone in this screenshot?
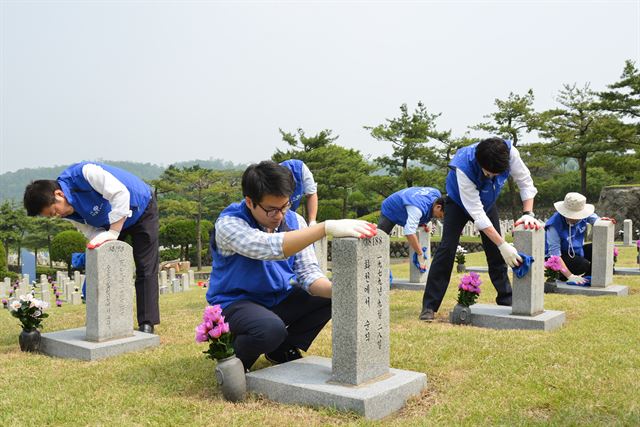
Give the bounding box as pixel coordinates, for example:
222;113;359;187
159;268;195;294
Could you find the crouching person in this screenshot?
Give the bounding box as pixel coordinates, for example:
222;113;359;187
207;161;377;371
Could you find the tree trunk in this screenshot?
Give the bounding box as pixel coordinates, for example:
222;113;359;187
579;156;588;196
507;176;519;220
185;244;190;262
196;194;202;271
48;235;52;268
341;196;348;218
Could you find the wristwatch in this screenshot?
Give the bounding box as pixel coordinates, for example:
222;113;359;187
522;211;535;218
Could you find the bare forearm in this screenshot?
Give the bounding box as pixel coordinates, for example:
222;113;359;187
482;226;504;247
109;217;126;233
308;277;332;298
522;198;534;213
306;193;318;224
406;234;422;254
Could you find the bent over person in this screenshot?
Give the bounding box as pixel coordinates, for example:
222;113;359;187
279;159;319;225
23;162;160;333
207;160;377;371
419;137;542;321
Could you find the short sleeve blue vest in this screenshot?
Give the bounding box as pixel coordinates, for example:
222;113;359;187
279;159;305;211
380;187;441;227
445;140;512;213
207;201;299;309
57;162;152;230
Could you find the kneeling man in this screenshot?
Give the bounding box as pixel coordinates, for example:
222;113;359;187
207;161;377;370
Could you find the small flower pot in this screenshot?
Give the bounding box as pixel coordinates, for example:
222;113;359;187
544;281;558;293
456;264;466;273
215;355;246;402
449;304;472;325
19;328;41;352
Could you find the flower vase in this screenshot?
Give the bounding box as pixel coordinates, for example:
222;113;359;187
449;304;472;325
544;280;558;293
456;263;466;273
19;328;41;352
215;355;246;402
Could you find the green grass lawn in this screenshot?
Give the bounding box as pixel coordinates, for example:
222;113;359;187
1;247;639;426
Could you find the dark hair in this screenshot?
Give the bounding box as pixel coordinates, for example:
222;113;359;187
23;180;60;216
434;197;445;213
475;137;510;174
241;161;295;203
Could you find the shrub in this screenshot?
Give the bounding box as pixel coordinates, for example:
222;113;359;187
50;231;87;272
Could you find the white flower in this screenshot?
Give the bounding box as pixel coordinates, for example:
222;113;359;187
33;310;42;317
10;300;21;311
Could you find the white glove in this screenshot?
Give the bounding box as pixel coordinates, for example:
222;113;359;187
308;220;317;227
417;254;428;270
567;274;587;285
325;220;377;238
87;230;120;249
498;242;523;267
514;214;543;230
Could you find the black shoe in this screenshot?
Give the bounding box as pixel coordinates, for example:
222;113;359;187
139;323;154;334
265;347;302;364
496;297;512;307
419;308;435;322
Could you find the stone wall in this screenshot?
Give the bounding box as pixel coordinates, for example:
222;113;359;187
597;185;640;240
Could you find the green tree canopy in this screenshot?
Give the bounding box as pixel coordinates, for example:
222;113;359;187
50;230;86;273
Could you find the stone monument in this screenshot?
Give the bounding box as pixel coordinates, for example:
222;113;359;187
246;232;426;419
391;228;430;290
313;237;329;275
40;241;159;360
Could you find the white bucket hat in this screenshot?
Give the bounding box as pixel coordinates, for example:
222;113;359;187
554;192;595;220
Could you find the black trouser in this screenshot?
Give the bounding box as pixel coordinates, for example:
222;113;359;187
421;197;512;312
377;215;396;235
118;196;160;326
559;244;593;278
222;287;331;370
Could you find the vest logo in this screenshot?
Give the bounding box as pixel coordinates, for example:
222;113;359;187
90;203;103;216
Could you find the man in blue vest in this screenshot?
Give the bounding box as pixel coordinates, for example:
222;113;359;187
378;187;445;271
279;159;318;225
208;160;377;371
419;137;542;321
23;162;159;333
545;192;615;283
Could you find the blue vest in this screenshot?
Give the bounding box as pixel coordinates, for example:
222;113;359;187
445;140;512;213
280;159;305;212
207;201;299;309
57;162;152;230
545;212;587;257
381;187;441;227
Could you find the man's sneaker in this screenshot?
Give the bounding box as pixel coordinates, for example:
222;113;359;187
265;347;303;364
419;308;435;322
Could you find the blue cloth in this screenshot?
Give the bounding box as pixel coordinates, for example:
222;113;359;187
279;159;305;212
380;187;441;227
58;162;152;230
412;247;429;273
445;140;512;213
511;252;534;278
207;200;299;309
71;252;86;269
567;276;591;286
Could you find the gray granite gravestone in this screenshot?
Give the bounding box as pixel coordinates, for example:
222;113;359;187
188;269;195;287
246;232;426;419
172;278;181;293
313;237;328;274
623;219;633;246
181;273;190;291
168;268;176;284
0;278;8;297
550;221;629;296
466;228;565;331
392;229;430;290
40;241;159;360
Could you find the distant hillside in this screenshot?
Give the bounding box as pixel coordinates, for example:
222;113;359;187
0;159;246;202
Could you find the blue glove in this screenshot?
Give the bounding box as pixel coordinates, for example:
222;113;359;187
511;252;534;278
412;247;428;273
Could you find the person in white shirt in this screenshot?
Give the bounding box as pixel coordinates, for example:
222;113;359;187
279;159;318;225
23;162;160;334
419;137;542;321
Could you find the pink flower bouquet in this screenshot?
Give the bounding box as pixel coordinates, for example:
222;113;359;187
544;255;563;281
195;305;234;361
613;247;619;264
456;272;482;307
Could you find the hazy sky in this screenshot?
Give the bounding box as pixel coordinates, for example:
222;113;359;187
1;0;638;173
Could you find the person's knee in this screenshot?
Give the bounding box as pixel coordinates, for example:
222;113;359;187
255;317;288;352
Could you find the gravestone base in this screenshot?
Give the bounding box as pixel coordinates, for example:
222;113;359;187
613;267;640;276
465;266;488;273
390;279;425;291
546;282;629;296
466;304;565;331
40;327;159;361
246;356;426;420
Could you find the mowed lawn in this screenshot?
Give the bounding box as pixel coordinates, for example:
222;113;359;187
1;247;638;426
